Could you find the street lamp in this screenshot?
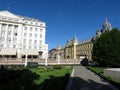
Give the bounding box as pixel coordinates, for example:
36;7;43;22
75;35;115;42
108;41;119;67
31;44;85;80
58;55;60;64
14;33;21;60
45;53;48;66
25;54;28;67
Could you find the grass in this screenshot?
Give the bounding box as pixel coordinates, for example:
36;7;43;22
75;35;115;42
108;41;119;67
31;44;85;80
30;67;72;85
87;66;120;89
0;67;72;90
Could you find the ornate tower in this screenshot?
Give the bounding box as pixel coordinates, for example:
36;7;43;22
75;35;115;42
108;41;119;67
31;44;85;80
73;36;78;59
102;18;112;32
95;18;112;38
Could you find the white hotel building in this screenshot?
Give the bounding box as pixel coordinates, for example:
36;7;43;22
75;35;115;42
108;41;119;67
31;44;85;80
0;10;48;59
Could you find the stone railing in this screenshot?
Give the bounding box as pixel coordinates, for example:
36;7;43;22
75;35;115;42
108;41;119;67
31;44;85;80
0;58;81;65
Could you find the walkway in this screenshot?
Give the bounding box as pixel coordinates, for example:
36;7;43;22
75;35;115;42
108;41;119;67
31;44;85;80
66;66;119;90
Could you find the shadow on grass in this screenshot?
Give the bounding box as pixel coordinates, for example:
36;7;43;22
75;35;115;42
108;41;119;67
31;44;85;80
39;73;70;90
0;68;70;90
0;68;40;90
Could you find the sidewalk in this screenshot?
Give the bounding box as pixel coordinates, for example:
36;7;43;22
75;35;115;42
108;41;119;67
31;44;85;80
66;66;119;90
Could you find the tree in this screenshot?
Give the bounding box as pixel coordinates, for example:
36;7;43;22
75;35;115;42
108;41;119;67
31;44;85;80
92;28;120;67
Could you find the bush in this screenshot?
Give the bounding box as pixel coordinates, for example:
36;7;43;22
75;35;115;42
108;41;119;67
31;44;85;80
27;62;38;68
53;65;62;70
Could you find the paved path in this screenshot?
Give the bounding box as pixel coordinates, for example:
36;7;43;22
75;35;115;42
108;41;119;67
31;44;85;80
66;66;119;90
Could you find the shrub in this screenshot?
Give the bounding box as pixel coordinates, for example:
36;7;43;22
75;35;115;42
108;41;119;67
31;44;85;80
27;62;38;68
53;65;62;70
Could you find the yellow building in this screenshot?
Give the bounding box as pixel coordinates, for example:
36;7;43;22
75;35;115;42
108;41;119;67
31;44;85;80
49;19;112;61
49;37;93;61
64;37;93;61
64;36;78;59
76;39;93;61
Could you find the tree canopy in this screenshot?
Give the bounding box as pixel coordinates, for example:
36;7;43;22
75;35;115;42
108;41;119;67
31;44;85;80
92;28;120;67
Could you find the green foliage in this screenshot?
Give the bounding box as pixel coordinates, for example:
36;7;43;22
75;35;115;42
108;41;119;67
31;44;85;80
53;65;62;70
27;62;38;68
92;28;120;67
0;67;72;90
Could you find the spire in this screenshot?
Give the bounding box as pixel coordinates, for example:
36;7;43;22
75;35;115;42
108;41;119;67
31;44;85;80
73;35;77;41
102;18;112;31
57;44;61;50
73;36;78;45
105;18;108;24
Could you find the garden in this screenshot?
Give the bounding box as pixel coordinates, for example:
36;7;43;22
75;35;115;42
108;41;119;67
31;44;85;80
0;66;72;90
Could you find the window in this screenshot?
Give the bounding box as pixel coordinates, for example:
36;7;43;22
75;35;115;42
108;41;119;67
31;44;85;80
7;38;11;43
34;46;37;49
30;22;33;24
29;33;32;37
23;46;26;49
7;44;10;48
24;27;27;30
35;23;38;25
8;25;12;32
23;39;26;44
40;29;43;32
14;38;17;43
8;31;12;35
30;27;32;31
13;45;16;48
1;24;6;31
29;46;31;49
0;44;3;48
24;33;27;37
34;40;37;44
29;40;32;44
40;34;42;38
39;47;42;50
39;40;42;45
14;26;18;31
35;28;37;32
35;34;37;38
1;31;5;35
1;37;5;41
25;21;28;24
40;23;43;26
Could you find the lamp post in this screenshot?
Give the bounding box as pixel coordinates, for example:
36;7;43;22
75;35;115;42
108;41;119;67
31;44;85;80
25;54;28;67
45;53;48;66
58;55;60;64
14;33;22;61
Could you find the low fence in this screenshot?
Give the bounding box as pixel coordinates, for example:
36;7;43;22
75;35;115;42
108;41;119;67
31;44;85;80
0;58;81;66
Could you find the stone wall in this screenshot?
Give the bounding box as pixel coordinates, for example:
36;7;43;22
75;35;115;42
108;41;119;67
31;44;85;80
104;68;120;80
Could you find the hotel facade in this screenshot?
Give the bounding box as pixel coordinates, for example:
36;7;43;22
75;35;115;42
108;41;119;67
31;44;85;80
0;10;48;59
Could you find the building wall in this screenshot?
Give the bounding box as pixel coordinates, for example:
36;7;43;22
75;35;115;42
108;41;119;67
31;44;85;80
64;38;93;60
76;42;93;60
0;10;48;59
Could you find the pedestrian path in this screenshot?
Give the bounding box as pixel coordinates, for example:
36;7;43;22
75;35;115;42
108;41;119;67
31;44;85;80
66;66;119;90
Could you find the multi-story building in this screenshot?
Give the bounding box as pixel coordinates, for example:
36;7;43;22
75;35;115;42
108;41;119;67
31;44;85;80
0;10;48;59
76;39;93;61
64;37;93;61
51;19;112;61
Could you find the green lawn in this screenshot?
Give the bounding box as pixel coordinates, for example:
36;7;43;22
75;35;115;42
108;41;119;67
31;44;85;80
87;66;120;89
0;67;72;90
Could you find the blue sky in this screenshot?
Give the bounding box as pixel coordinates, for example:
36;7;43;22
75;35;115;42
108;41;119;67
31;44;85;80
0;0;120;50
